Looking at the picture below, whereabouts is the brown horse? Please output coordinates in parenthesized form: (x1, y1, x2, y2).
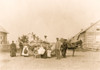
(67, 40, 82, 56)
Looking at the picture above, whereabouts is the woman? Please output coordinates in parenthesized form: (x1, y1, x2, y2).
(22, 42, 29, 57)
(41, 42, 47, 58)
(47, 44, 52, 58)
(10, 41, 17, 57)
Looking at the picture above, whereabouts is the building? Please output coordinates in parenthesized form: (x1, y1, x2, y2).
(70, 20, 100, 49)
(0, 26, 8, 47)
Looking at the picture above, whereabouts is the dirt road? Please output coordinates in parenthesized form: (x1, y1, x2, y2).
(0, 50, 100, 70)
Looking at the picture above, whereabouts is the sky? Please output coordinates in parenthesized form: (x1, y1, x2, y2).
(0, 0, 100, 43)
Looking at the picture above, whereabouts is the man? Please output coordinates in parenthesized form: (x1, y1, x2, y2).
(10, 41, 17, 57)
(55, 38, 62, 59)
(61, 39, 68, 58)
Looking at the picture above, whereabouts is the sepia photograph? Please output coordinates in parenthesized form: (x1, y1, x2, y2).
(0, 0, 100, 70)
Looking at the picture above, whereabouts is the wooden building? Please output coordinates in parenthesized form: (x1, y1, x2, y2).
(70, 20, 100, 49)
(0, 26, 8, 47)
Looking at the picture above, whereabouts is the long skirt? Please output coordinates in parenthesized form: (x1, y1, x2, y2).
(41, 51, 47, 58)
(10, 50, 16, 57)
(47, 50, 51, 58)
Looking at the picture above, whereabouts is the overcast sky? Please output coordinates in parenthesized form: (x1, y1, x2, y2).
(0, 0, 100, 42)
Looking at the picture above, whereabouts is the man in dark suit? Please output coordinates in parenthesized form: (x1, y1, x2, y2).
(61, 39, 68, 58)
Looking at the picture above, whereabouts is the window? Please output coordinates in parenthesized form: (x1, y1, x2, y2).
(96, 26, 100, 31)
(97, 28, 100, 31)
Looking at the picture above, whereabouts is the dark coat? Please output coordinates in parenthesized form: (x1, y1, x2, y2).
(10, 43, 17, 57)
(61, 42, 68, 51)
(19, 42, 23, 49)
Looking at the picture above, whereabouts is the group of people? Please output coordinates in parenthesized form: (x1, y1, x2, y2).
(10, 37, 68, 59)
(10, 41, 29, 57)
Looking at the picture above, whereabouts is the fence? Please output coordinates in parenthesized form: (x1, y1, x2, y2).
(0, 44, 10, 52)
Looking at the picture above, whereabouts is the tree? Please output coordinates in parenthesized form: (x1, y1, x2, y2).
(20, 35, 28, 43)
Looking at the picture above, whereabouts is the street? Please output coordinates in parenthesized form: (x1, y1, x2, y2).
(0, 50, 100, 70)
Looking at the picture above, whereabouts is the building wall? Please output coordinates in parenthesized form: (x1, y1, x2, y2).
(69, 22, 100, 49)
(84, 22, 100, 49)
(84, 32, 95, 48)
(70, 22, 100, 49)
(0, 32, 7, 45)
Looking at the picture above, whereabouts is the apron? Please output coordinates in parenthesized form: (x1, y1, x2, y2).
(22, 46, 29, 56)
(47, 50, 51, 57)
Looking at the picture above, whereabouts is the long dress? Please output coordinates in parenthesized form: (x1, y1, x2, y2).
(47, 50, 51, 58)
(10, 43, 17, 57)
(41, 43, 47, 58)
(47, 45, 51, 58)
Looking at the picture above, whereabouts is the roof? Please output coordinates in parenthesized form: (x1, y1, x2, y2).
(81, 20, 100, 34)
(0, 25, 8, 33)
(69, 31, 82, 41)
(70, 20, 100, 40)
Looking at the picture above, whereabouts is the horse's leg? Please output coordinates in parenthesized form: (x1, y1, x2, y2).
(72, 49, 75, 56)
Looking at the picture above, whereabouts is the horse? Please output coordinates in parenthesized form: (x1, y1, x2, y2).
(67, 40, 82, 56)
(50, 41, 78, 57)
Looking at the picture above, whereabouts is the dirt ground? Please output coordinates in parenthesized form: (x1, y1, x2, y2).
(0, 50, 100, 70)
